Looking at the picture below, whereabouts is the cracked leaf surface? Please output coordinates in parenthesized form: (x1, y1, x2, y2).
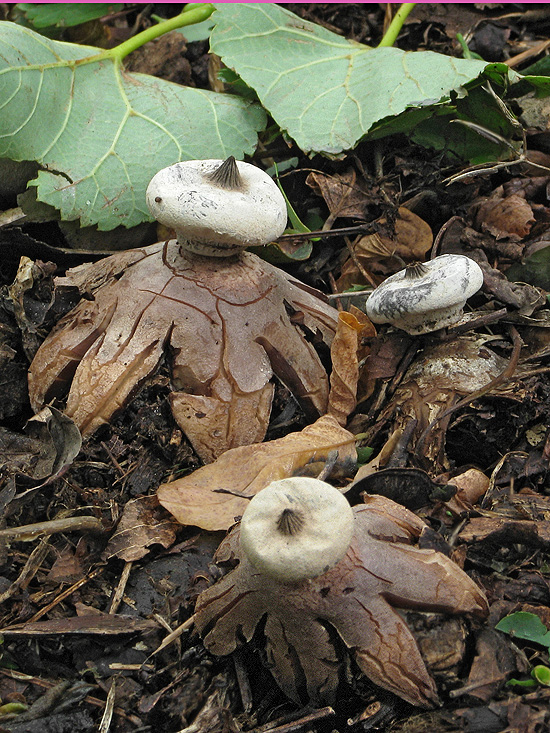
(28, 241, 338, 461)
(194, 494, 488, 706)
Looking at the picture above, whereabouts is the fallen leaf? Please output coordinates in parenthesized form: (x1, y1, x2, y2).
(458, 517, 550, 547)
(471, 253, 545, 315)
(348, 467, 454, 510)
(327, 309, 375, 426)
(105, 496, 180, 562)
(337, 208, 433, 290)
(465, 624, 529, 703)
(475, 189, 535, 240)
(25, 406, 82, 480)
(47, 541, 87, 584)
(0, 406, 81, 482)
(306, 169, 374, 224)
(158, 415, 357, 531)
(441, 468, 490, 517)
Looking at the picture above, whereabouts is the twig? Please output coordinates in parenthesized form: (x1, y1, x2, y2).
(278, 223, 375, 241)
(108, 561, 133, 615)
(0, 516, 104, 541)
(253, 706, 335, 733)
(98, 679, 116, 733)
(345, 236, 379, 288)
(150, 615, 195, 657)
(28, 566, 105, 622)
(0, 538, 51, 604)
(0, 669, 140, 724)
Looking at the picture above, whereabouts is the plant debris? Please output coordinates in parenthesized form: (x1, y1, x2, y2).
(1, 3, 550, 732)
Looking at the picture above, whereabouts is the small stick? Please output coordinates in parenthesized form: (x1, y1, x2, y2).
(150, 615, 195, 657)
(98, 679, 116, 733)
(108, 561, 133, 615)
(28, 566, 104, 622)
(0, 516, 104, 541)
(254, 706, 335, 733)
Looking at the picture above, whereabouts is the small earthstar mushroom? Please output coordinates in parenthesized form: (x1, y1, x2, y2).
(28, 158, 339, 462)
(365, 254, 484, 335)
(194, 477, 489, 707)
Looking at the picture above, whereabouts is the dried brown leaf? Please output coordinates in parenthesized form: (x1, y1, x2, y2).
(337, 208, 433, 289)
(158, 415, 357, 531)
(306, 169, 373, 222)
(0, 406, 81, 482)
(475, 192, 535, 241)
(443, 468, 490, 516)
(327, 309, 375, 426)
(105, 496, 180, 562)
(458, 517, 550, 546)
(47, 540, 87, 584)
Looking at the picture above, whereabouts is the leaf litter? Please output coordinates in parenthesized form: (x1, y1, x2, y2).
(1, 4, 550, 733)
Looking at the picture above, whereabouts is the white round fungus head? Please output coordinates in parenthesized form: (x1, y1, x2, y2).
(239, 477, 355, 584)
(365, 254, 484, 335)
(146, 157, 287, 257)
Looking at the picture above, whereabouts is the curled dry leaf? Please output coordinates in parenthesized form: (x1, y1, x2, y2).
(158, 415, 357, 531)
(327, 308, 375, 426)
(105, 496, 180, 562)
(305, 169, 376, 225)
(0, 405, 81, 482)
(337, 207, 433, 290)
(441, 468, 490, 518)
(28, 241, 337, 462)
(474, 187, 535, 241)
(194, 493, 488, 707)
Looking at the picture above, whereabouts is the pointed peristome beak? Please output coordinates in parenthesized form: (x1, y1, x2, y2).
(207, 156, 244, 191)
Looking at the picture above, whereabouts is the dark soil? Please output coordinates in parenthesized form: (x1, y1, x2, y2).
(2, 4, 550, 733)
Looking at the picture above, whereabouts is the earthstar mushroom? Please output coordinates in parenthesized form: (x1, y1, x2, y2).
(194, 477, 489, 707)
(28, 158, 339, 461)
(366, 254, 484, 334)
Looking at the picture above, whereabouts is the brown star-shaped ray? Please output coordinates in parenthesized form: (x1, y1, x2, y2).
(28, 240, 337, 461)
(194, 494, 488, 707)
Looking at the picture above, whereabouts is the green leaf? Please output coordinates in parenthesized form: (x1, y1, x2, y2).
(175, 18, 216, 43)
(356, 446, 374, 464)
(506, 677, 538, 688)
(532, 665, 550, 686)
(506, 246, 550, 291)
(496, 612, 550, 648)
(16, 3, 123, 29)
(411, 84, 522, 164)
(210, 3, 491, 155)
(0, 21, 266, 230)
